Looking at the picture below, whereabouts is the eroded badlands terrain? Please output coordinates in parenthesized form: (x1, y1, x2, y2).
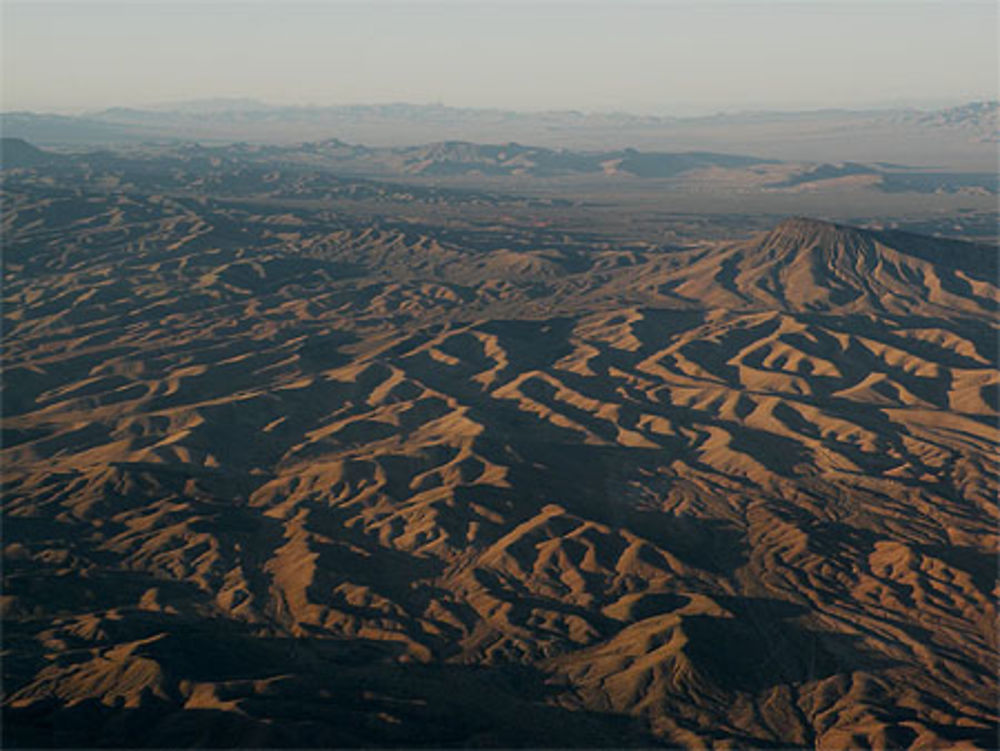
(2, 148, 998, 748)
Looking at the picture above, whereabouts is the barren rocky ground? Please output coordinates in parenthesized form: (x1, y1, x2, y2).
(2, 146, 997, 748)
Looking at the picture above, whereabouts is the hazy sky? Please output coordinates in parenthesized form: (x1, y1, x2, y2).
(3, 1, 997, 114)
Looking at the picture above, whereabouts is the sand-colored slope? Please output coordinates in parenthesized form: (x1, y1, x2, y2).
(664, 217, 999, 316)
(2, 177, 997, 748)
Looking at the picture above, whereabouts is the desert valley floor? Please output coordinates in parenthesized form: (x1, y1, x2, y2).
(1, 142, 998, 748)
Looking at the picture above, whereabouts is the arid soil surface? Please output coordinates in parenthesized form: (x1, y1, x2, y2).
(2, 149, 998, 748)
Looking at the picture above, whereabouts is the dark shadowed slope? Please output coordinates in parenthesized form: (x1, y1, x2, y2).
(0, 138, 60, 169)
(2, 161, 997, 749)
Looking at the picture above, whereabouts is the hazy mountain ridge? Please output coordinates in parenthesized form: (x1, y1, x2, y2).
(3, 100, 996, 169)
(80, 97, 998, 129)
(895, 100, 999, 142)
(3, 136, 995, 203)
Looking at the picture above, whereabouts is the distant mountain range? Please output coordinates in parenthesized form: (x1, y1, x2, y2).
(3, 135, 996, 200)
(78, 97, 999, 128)
(895, 100, 998, 138)
(288, 139, 779, 179)
(1, 101, 996, 170)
